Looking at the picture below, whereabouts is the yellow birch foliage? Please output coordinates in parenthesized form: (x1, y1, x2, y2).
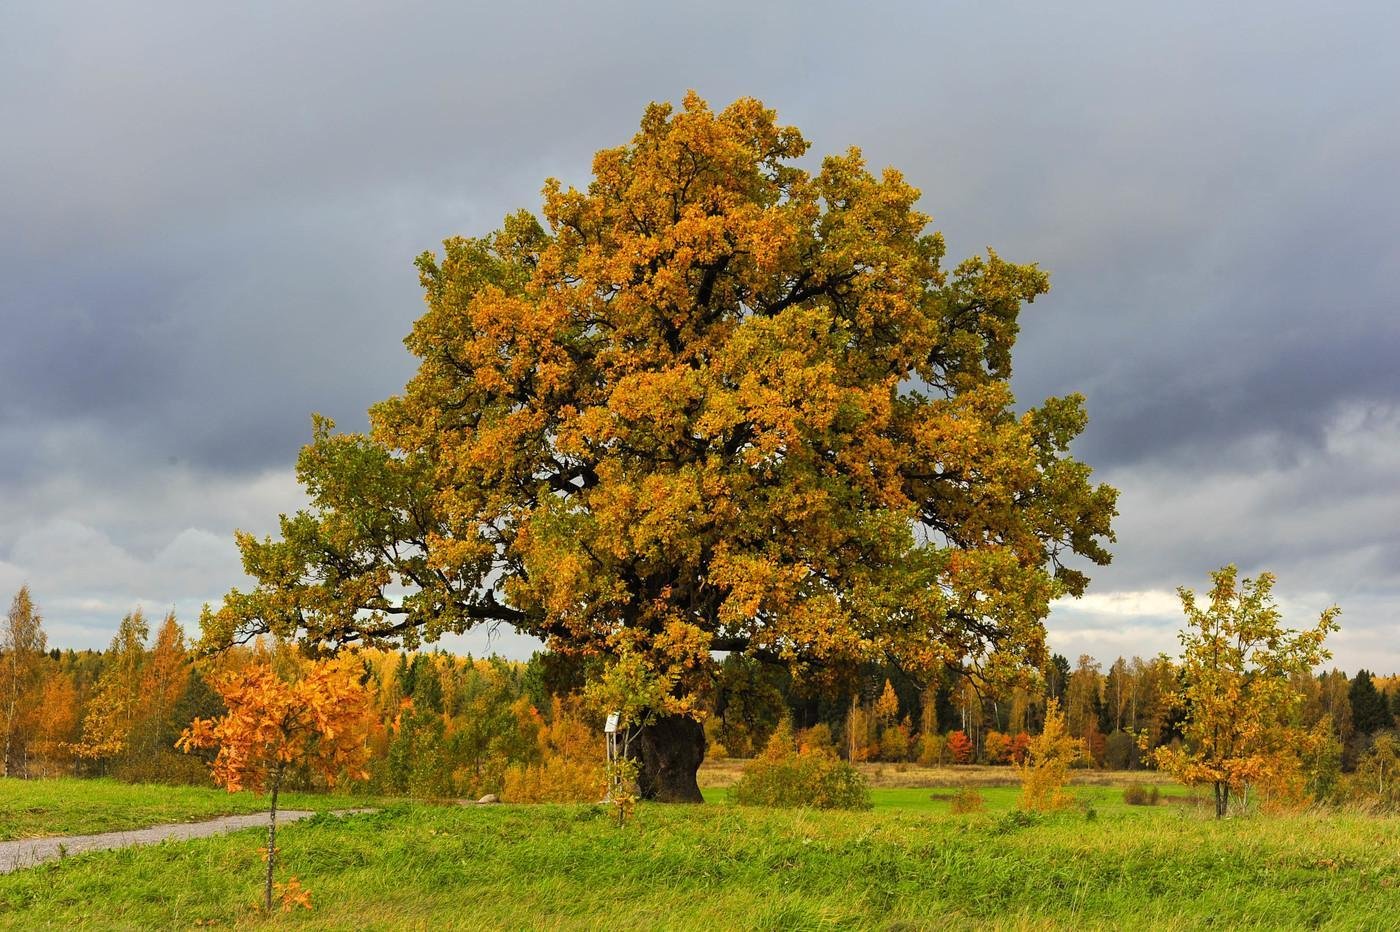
(141, 612, 188, 726)
(72, 609, 149, 760)
(1017, 698, 1080, 811)
(3, 586, 46, 776)
(503, 697, 605, 803)
(32, 672, 79, 775)
(875, 680, 899, 724)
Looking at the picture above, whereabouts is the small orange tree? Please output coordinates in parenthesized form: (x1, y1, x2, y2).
(1152, 566, 1337, 818)
(946, 730, 974, 764)
(179, 657, 372, 911)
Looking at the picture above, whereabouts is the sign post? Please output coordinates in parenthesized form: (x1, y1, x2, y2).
(604, 712, 621, 800)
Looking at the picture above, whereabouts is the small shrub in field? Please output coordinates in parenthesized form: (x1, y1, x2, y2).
(949, 788, 984, 814)
(731, 723, 871, 810)
(992, 809, 1038, 833)
(1123, 783, 1158, 806)
(504, 755, 605, 803)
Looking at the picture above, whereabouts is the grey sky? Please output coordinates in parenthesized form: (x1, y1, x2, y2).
(2, 2, 1396, 670)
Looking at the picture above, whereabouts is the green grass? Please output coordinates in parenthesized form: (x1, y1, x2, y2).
(0, 782, 1395, 929)
(705, 783, 1190, 814)
(0, 778, 380, 841)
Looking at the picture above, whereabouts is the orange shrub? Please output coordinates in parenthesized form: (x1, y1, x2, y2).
(984, 730, 1012, 764)
(947, 730, 974, 764)
(1010, 731, 1031, 764)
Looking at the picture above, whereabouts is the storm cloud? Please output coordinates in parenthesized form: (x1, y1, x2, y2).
(2, 1, 1396, 670)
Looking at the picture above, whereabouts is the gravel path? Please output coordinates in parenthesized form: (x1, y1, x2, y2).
(0, 809, 375, 874)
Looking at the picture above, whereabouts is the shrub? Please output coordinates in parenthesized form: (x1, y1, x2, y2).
(1352, 732, 1399, 810)
(949, 788, 984, 814)
(1105, 730, 1139, 770)
(1302, 724, 1343, 803)
(731, 723, 871, 810)
(798, 723, 835, 755)
(946, 730, 974, 764)
(879, 722, 911, 762)
(1256, 754, 1310, 815)
(1123, 783, 1160, 806)
(1085, 728, 1108, 768)
(504, 755, 605, 803)
(916, 733, 946, 767)
(992, 809, 1038, 833)
(984, 731, 1012, 764)
(502, 698, 605, 803)
(114, 750, 214, 786)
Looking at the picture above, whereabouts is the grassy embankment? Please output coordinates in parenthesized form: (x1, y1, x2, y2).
(0, 778, 381, 841)
(0, 776, 1396, 930)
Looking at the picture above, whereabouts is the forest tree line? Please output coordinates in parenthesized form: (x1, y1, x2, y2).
(3, 585, 1397, 805)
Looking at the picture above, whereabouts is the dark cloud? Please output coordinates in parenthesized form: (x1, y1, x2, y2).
(1, 1, 1397, 668)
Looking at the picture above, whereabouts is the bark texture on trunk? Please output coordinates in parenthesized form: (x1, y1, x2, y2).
(636, 714, 705, 803)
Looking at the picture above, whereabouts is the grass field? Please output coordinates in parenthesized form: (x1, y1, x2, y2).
(702, 783, 1193, 814)
(0, 778, 379, 841)
(0, 778, 1396, 930)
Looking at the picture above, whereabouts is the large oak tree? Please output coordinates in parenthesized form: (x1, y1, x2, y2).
(204, 94, 1117, 800)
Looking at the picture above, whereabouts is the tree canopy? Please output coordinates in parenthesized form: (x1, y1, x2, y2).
(1152, 566, 1339, 818)
(203, 93, 1117, 798)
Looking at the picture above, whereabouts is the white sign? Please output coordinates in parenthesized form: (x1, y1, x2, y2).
(604, 712, 620, 734)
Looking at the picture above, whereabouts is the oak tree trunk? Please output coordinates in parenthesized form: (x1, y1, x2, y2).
(1213, 781, 1228, 819)
(635, 714, 705, 803)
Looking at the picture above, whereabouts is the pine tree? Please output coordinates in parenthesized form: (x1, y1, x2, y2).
(1349, 670, 1394, 735)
